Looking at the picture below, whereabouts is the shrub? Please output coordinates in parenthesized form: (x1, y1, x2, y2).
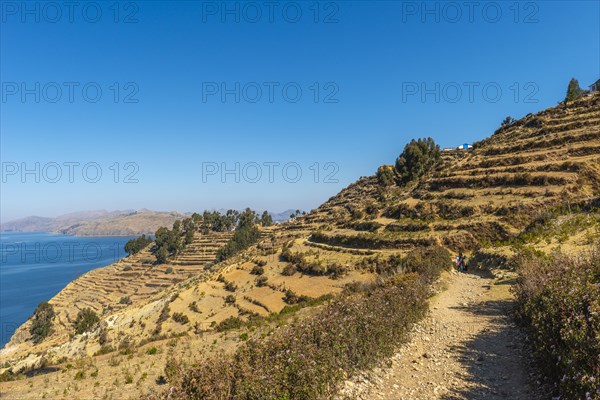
(403, 246, 451, 283)
(513, 248, 599, 399)
(123, 265, 132, 271)
(224, 281, 237, 292)
(255, 275, 268, 287)
(29, 301, 55, 343)
(188, 301, 199, 313)
(251, 265, 265, 275)
(124, 371, 134, 384)
(215, 316, 244, 332)
(119, 296, 131, 305)
(283, 289, 299, 305)
(328, 263, 348, 279)
(147, 347, 158, 355)
(353, 221, 382, 232)
(255, 259, 267, 267)
(165, 267, 174, 274)
(224, 294, 236, 304)
(172, 313, 190, 325)
(281, 264, 296, 276)
(73, 308, 100, 334)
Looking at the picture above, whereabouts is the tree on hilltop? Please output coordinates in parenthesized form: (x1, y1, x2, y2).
(564, 78, 584, 103)
(394, 137, 441, 184)
(376, 165, 396, 187)
(260, 211, 273, 227)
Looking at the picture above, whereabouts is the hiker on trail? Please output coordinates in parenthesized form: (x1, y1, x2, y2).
(461, 256, 469, 272)
(456, 254, 461, 270)
(457, 253, 464, 271)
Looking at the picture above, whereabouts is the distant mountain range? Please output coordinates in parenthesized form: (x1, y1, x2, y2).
(0, 209, 302, 236)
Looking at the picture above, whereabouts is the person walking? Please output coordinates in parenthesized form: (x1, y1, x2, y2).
(457, 253, 464, 272)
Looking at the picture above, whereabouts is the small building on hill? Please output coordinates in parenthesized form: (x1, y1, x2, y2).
(457, 143, 473, 150)
(589, 79, 600, 93)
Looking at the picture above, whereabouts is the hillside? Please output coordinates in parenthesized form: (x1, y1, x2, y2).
(0, 93, 598, 399)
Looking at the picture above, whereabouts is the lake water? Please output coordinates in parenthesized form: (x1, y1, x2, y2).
(0, 232, 133, 348)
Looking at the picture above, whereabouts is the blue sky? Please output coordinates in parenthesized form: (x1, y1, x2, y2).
(1, 1, 599, 221)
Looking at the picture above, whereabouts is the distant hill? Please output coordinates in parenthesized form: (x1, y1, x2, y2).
(270, 209, 305, 222)
(1, 210, 185, 236)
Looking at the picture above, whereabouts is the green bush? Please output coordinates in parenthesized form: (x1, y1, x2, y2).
(283, 289, 299, 305)
(376, 165, 396, 187)
(124, 234, 153, 256)
(224, 281, 237, 292)
(513, 248, 599, 399)
(255, 276, 268, 287)
(281, 264, 296, 276)
(215, 316, 244, 332)
(29, 301, 55, 343)
(172, 312, 190, 325)
(217, 208, 261, 262)
(73, 308, 100, 334)
(564, 77, 584, 103)
(403, 245, 452, 284)
(250, 265, 265, 275)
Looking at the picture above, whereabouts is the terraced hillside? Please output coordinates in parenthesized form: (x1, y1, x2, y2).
(0, 93, 598, 400)
(304, 93, 599, 255)
(1, 231, 232, 362)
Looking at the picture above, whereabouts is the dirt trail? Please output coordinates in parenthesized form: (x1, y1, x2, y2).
(341, 269, 543, 400)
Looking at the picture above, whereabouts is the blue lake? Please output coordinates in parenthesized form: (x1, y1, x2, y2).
(0, 232, 133, 348)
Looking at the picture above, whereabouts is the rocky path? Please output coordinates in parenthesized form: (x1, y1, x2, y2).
(341, 269, 543, 400)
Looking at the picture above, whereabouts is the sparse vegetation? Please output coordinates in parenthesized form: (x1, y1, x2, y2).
(155, 245, 450, 399)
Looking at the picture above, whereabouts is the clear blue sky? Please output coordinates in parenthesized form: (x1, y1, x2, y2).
(1, 1, 598, 221)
